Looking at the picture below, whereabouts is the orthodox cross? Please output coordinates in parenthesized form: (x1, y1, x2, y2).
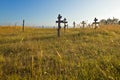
(56, 14, 64, 37)
(94, 17, 98, 29)
(63, 18, 68, 32)
(81, 21, 86, 28)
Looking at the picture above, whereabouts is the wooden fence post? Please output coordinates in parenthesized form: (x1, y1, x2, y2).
(22, 19, 25, 32)
(73, 21, 75, 28)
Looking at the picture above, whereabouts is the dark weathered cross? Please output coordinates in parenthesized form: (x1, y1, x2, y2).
(56, 14, 64, 37)
(94, 17, 98, 29)
(81, 21, 86, 28)
(73, 21, 75, 28)
(22, 19, 25, 32)
(63, 18, 68, 32)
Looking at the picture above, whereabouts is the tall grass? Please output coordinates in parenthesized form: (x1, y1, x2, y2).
(0, 25, 120, 80)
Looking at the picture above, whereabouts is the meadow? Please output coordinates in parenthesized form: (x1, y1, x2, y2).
(0, 25, 120, 80)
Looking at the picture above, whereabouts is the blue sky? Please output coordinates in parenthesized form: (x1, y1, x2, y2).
(0, 0, 120, 26)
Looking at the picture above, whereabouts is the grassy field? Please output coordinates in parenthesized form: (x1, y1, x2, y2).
(0, 25, 120, 80)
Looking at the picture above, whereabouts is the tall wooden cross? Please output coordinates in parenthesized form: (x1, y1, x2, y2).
(56, 14, 64, 37)
(81, 21, 86, 28)
(63, 18, 68, 32)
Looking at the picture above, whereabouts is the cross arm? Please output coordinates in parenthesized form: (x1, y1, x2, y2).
(56, 21, 64, 23)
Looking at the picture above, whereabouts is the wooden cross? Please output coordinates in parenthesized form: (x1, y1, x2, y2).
(81, 21, 86, 28)
(63, 18, 68, 32)
(56, 14, 64, 37)
(73, 21, 75, 28)
(94, 17, 98, 29)
(22, 19, 25, 32)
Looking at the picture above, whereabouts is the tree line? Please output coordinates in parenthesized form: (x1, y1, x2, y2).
(100, 17, 120, 25)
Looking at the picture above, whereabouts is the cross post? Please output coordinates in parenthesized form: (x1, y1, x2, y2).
(73, 21, 75, 28)
(22, 19, 25, 32)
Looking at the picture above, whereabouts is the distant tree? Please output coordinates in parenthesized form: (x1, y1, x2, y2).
(100, 18, 119, 25)
(112, 17, 119, 24)
(100, 19, 107, 25)
(106, 18, 113, 24)
(106, 18, 119, 24)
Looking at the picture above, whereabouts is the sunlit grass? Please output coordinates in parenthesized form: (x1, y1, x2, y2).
(0, 25, 120, 80)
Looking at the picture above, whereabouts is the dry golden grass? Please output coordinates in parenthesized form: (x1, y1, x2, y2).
(0, 25, 120, 80)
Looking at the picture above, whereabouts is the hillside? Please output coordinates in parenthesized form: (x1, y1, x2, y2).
(0, 25, 120, 80)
